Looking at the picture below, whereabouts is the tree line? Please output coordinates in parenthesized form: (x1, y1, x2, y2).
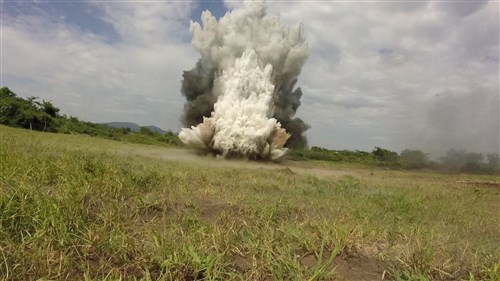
(0, 87, 181, 146)
(289, 146, 499, 175)
(2, 87, 498, 174)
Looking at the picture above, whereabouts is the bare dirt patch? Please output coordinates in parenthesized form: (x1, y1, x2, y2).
(118, 146, 365, 180)
(199, 198, 231, 221)
(456, 180, 500, 188)
(333, 256, 385, 281)
(300, 253, 385, 281)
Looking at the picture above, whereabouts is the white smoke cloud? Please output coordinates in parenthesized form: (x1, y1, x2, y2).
(179, 1, 309, 160)
(265, 1, 499, 155)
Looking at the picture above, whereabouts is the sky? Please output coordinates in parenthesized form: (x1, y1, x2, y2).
(1, 0, 499, 156)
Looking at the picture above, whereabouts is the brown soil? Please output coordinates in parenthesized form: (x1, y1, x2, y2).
(199, 198, 231, 221)
(333, 256, 385, 281)
(456, 180, 500, 188)
(300, 253, 386, 281)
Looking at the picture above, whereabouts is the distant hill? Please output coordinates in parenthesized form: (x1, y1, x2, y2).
(144, 125, 169, 135)
(104, 122, 168, 134)
(104, 122, 141, 132)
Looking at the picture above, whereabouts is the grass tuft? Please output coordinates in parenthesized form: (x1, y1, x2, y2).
(1, 125, 499, 280)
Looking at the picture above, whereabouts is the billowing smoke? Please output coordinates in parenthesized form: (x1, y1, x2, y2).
(179, 1, 309, 160)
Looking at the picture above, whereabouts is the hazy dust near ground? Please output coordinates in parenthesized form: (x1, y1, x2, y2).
(118, 146, 500, 192)
(22, 128, 358, 179)
(121, 146, 364, 179)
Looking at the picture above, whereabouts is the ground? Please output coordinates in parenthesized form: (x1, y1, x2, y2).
(0, 125, 499, 281)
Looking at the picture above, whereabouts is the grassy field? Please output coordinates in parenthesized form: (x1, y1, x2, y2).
(1, 125, 499, 281)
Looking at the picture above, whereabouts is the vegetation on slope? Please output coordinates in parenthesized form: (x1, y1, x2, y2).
(1, 86, 498, 174)
(1, 126, 499, 280)
(289, 146, 500, 175)
(0, 87, 181, 147)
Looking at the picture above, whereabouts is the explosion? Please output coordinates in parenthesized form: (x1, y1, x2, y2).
(179, 1, 309, 160)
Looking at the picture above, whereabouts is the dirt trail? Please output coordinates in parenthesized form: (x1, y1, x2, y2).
(28, 131, 358, 180)
(120, 146, 364, 180)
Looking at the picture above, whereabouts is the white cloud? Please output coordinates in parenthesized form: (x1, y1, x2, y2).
(93, 1, 194, 44)
(266, 0, 499, 154)
(2, 0, 498, 156)
(2, 1, 198, 129)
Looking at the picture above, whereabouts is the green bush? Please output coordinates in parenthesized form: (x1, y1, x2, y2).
(0, 87, 182, 147)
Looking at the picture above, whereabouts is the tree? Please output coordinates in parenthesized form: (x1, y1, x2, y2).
(0, 87, 16, 98)
(461, 152, 483, 173)
(440, 149, 487, 173)
(0, 89, 54, 131)
(486, 153, 499, 171)
(440, 149, 466, 171)
(41, 100, 60, 118)
(17, 101, 52, 131)
(0, 91, 19, 126)
(399, 149, 428, 169)
(464, 152, 484, 164)
(372, 147, 399, 162)
(140, 127, 154, 135)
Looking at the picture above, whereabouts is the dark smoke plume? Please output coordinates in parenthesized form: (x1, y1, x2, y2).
(179, 1, 310, 159)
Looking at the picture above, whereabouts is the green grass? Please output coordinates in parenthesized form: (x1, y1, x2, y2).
(1, 125, 499, 280)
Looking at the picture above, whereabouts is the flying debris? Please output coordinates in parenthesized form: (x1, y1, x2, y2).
(179, 1, 309, 160)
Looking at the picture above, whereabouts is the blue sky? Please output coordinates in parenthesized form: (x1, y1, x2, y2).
(1, 0, 499, 156)
(3, 0, 227, 42)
